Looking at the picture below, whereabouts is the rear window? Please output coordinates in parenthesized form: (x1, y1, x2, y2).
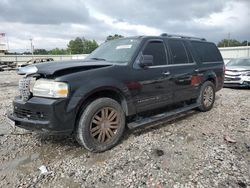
(191, 42, 222, 63)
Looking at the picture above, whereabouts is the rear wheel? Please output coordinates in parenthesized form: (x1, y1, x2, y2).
(197, 81, 215, 112)
(76, 98, 125, 152)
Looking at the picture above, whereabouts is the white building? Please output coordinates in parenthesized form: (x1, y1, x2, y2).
(0, 43, 7, 55)
(219, 46, 250, 63)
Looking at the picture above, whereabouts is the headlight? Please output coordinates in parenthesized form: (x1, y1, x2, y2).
(17, 65, 38, 75)
(242, 72, 250, 76)
(32, 79, 69, 98)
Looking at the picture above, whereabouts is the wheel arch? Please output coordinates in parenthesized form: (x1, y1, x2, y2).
(74, 87, 129, 130)
(203, 71, 217, 87)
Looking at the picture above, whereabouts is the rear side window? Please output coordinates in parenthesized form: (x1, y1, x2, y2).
(168, 40, 192, 64)
(191, 42, 222, 63)
(143, 41, 167, 66)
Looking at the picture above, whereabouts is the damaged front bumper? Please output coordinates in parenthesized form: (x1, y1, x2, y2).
(8, 96, 75, 135)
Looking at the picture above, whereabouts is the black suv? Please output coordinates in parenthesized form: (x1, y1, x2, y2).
(8, 34, 224, 152)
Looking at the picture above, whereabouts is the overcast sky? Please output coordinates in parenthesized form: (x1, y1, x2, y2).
(0, 0, 249, 51)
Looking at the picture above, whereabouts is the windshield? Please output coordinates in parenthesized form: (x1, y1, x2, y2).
(227, 58, 250, 67)
(86, 38, 141, 63)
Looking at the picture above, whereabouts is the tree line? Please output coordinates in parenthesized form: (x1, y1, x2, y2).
(7, 34, 249, 55)
(34, 34, 124, 55)
(217, 39, 249, 47)
(7, 34, 124, 55)
(33, 37, 99, 55)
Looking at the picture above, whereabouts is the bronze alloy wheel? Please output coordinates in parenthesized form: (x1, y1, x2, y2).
(90, 107, 119, 143)
(203, 85, 214, 108)
(76, 98, 125, 152)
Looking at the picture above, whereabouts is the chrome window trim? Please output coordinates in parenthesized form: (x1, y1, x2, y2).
(148, 62, 196, 69)
(202, 61, 223, 64)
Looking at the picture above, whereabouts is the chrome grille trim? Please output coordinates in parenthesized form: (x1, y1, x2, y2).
(19, 77, 32, 101)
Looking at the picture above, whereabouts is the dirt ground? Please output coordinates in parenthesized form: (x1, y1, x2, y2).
(0, 71, 249, 188)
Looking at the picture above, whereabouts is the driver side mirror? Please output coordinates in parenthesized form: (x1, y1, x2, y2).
(139, 55, 153, 68)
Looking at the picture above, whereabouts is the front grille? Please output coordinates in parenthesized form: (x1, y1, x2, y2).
(225, 73, 241, 77)
(224, 77, 241, 81)
(14, 106, 48, 121)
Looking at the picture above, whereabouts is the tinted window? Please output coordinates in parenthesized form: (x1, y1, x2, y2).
(143, 41, 167, 66)
(184, 43, 194, 63)
(191, 42, 222, 62)
(168, 40, 190, 64)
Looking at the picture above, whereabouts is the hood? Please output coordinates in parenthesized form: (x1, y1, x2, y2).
(18, 60, 114, 76)
(226, 66, 250, 72)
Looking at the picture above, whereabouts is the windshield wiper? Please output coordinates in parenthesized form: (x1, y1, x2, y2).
(90, 57, 106, 61)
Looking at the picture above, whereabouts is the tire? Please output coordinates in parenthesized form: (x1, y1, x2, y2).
(76, 98, 125, 152)
(197, 81, 215, 112)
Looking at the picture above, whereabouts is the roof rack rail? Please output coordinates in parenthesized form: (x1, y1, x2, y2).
(160, 33, 206, 41)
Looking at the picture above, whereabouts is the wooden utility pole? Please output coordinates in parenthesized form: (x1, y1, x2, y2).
(227, 33, 230, 47)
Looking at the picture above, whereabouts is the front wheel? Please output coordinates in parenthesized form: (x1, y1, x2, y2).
(197, 81, 215, 112)
(76, 98, 125, 152)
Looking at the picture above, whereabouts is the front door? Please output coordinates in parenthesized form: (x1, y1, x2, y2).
(131, 39, 174, 113)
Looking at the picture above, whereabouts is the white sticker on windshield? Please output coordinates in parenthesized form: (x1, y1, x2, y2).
(116, 44, 132, 49)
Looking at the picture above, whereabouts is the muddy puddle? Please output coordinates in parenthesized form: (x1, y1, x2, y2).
(0, 82, 18, 88)
(0, 135, 111, 178)
(0, 153, 40, 174)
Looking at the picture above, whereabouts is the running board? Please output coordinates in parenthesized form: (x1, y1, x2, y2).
(127, 103, 200, 129)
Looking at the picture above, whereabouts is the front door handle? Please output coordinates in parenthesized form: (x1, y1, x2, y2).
(194, 69, 200, 73)
(162, 71, 170, 76)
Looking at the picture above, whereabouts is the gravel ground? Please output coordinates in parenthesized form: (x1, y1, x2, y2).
(0, 71, 249, 188)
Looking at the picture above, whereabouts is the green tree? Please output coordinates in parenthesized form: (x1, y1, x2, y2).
(48, 48, 68, 55)
(106, 34, 124, 41)
(67, 37, 98, 54)
(68, 37, 84, 54)
(33, 49, 48, 55)
(23, 51, 32, 55)
(82, 39, 98, 54)
(217, 39, 242, 47)
(241, 40, 249, 46)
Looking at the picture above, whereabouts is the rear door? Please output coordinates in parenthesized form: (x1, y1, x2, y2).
(164, 39, 200, 102)
(131, 39, 174, 112)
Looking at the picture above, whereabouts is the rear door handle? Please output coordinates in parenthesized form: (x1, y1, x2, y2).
(162, 71, 170, 76)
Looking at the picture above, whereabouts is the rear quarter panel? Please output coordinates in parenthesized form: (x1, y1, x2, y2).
(187, 40, 225, 91)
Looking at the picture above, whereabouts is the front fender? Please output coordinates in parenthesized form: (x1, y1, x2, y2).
(66, 77, 135, 116)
